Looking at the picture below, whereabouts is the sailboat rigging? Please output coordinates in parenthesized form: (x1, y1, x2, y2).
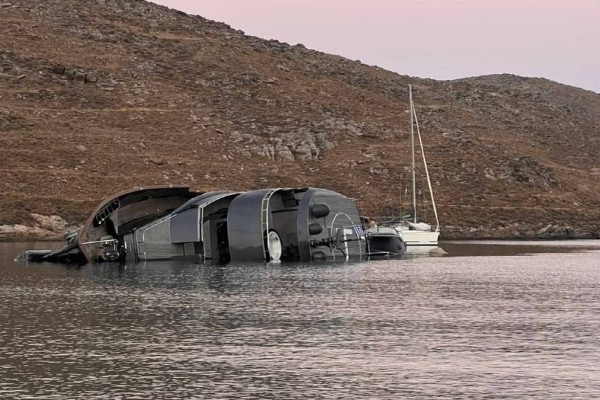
(395, 84, 441, 251)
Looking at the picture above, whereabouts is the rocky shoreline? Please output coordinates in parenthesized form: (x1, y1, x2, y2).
(2, 213, 597, 242)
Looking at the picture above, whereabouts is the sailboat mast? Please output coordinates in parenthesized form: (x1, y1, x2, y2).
(409, 84, 417, 224)
(413, 101, 441, 232)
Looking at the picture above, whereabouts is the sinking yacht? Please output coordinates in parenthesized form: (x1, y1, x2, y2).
(17, 186, 405, 264)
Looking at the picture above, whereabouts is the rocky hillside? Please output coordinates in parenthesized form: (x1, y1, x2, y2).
(1, 0, 600, 240)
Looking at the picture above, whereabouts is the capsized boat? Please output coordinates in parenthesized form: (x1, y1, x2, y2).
(16, 186, 406, 264)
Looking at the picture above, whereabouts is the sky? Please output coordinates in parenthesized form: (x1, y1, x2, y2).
(150, 0, 600, 93)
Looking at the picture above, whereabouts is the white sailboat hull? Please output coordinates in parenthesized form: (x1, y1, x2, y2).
(395, 228, 440, 253)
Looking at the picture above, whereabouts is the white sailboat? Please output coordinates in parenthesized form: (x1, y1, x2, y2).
(395, 84, 440, 252)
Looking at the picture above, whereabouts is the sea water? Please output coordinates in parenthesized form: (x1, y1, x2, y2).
(1, 241, 599, 399)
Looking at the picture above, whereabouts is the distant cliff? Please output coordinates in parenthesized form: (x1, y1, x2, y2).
(1, 0, 599, 240)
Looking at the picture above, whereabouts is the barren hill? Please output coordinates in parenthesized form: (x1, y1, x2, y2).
(1, 0, 600, 240)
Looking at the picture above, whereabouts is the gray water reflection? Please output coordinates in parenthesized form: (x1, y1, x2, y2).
(442, 239, 600, 257)
(1, 242, 600, 399)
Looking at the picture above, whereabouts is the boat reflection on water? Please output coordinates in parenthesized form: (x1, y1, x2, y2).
(85, 257, 396, 295)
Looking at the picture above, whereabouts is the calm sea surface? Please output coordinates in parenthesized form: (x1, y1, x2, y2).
(1, 241, 600, 399)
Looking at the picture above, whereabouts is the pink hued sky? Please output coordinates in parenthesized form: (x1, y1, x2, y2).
(150, 0, 600, 93)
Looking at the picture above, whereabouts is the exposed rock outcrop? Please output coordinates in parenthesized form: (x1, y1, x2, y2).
(0, 214, 71, 241)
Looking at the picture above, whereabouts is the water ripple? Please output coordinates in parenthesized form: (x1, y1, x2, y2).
(1, 243, 600, 398)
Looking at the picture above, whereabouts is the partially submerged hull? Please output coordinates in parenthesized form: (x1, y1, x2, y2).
(17, 186, 405, 264)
